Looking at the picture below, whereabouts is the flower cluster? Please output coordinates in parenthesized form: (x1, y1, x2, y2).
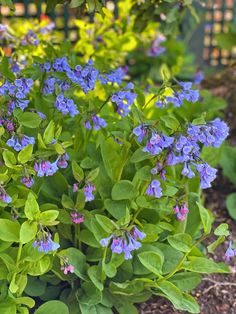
(111, 83, 136, 117)
(155, 82, 199, 108)
(70, 212, 85, 224)
(0, 78, 33, 111)
(21, 30, 39, 46)
(100, 227, 146, 260)
(61, 257, 74, 275)
(173, 203, 189, 221)
(187, 119, 229, 148)
(6, 134, 35, 151)
(33, 233, 60, 253)
(54, 95, 79, 117)
(34, 155, 69, 178)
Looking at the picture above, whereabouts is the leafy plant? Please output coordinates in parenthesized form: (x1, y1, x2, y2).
(0, 4, 231, 314)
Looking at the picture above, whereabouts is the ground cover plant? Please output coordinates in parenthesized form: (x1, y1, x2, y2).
(0, 2, 234, 314)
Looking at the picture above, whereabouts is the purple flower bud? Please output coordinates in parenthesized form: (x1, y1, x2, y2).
(70, 212, 84, 224)
(21, 176, 34, 188)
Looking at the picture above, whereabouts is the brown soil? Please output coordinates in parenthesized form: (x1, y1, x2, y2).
(139, 174, 236, 314)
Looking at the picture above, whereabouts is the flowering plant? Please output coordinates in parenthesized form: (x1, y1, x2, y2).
(0, 15, 231, 314)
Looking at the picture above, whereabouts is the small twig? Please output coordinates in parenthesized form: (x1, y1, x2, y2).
(202, 277, 236, 294)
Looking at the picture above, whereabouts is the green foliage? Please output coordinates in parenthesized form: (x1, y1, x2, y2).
(0, 3, 231, 314)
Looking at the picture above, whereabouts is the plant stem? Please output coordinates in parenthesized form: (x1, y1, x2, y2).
(157, 234, 208, 283)
(16, 242, 23, 266)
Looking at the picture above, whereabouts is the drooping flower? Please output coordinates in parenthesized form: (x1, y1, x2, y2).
(146, 179, 162, 198)
(143, 132, 174, 155)
(57, 153, 69, 169)
(33, 233, 60, 253)
(187, 119, 229, 148)
(84, 183, 96, 202)
(21, 176, 34, 188)
(61, 256, 74, 275)
(6, 135, 35, 152)
(100, 229, 146, 260)
(173, 203, 189, 221)
(133, 124, 148, 142)
(34, 160, 59, 177)
(132, 227, 146, 240)
(196, 163, 217, 189)
(84, 114, 107, 130)
(0, 188, 12, 204)
(225, 241, 236, 262)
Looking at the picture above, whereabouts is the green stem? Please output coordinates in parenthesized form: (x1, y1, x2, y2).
(157, 234, 207, 283)
(142, 94, 158, 110)
(16, 242, 23, 266)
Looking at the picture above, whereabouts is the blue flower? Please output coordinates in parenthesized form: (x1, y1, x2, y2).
(111, 85, 136, 117)
(84, 183, 96, 202)
(54, 95, 79, 117)
(0, 189, 12, 204)
(146, 179, 162, 198)
(33, 234, 60, 253)
(6, 135, 35, 151)
(143, 132, 174, 155)
(225, 241, 236, 262)
(196, 163, 217, 189)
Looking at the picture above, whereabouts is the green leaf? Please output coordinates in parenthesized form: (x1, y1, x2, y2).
(112, 180, 135, 200)
(20, 221, 38, 244)
(72, 160, 84, 181)
(170, 272, 202, 292)
(18, 112, 42, 128)
(214, 223, 230, 236)
(156, 281, 183, 307)
(59, 247, 87, 279)
(3, 150, 16, 168)
(0, 219, 20, 242)
(196, 202, 212, 235)
(69, 0, 85, 8)
(35, 300, 69, 314)
(104, 199, 128, 220)
(88, 265, 103, 291)
(138, 251, 163, 276)
(40, 210, 59, 225)
(43, 120, 55, 144)
(87, 167, 100, 181)
(95, 214, 114, 233)
(161, 115, 179, 130)
(167, 234, 192, 252)
(25, 276, 46, 297)
(179, 293, 200, 314)
(226, 193, 236, 220)
(18, 144, 33, 164)
(130, 148, 150, 163)
(25, 192, 40, 220)
(101, 138, 123, 181)
(183, 257, 229, 273)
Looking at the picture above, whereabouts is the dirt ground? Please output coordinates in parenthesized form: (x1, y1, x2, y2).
(139, 174, 236, 314)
